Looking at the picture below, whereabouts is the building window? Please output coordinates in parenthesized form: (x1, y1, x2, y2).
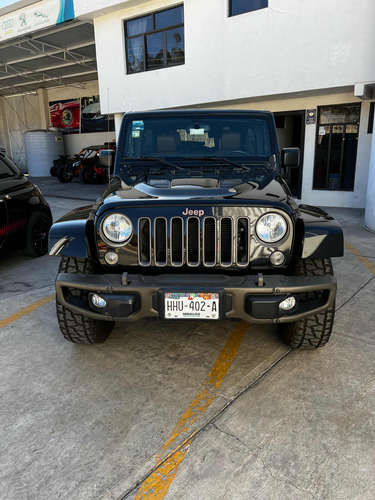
(125, 5, 184, 74)
(313, 104, 361, 191)
(230, 0, 268, 16)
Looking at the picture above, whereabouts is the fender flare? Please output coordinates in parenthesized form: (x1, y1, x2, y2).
(294, 205, 344, 259)
(49, 219, 93, 258)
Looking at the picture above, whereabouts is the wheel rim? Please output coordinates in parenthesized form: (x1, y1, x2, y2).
(31, 216, 50, 254)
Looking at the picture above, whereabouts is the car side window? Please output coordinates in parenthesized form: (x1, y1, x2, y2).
(0, 157, 16, 179)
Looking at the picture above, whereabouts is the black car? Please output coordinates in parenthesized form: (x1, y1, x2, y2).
(0, 151, 52, 257)
(49, 110, 343, 348)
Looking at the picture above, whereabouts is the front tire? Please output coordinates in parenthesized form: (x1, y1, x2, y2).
(278, 258, 335, 349)
(56, 257, 115, 344)
(23, 211, 51, 257)
(57, 166, 72, 183)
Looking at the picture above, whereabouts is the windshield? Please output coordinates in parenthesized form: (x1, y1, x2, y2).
(120, 114, 276, 161)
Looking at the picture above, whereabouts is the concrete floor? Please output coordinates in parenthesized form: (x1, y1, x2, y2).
(0, 176, 374, 500)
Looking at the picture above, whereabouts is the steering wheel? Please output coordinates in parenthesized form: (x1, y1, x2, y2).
(225, 150, 248, 156)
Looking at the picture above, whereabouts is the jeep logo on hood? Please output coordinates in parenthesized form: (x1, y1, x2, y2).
(182, 208, 205, 216)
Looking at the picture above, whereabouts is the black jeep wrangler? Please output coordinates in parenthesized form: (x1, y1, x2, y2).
(49, 110, 343, 348)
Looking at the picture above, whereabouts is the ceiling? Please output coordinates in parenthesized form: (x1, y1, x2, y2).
(0, 19, 98, 97)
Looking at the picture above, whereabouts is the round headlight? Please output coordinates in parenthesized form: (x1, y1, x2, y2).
(102, 213, 133, 244)
(256, 213, 287, 243)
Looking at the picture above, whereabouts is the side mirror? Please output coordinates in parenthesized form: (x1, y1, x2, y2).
(98, 149, 115, 168)
(281, 148, 300, 169)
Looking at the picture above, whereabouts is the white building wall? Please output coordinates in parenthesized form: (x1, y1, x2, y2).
(92, 0, 375, 114)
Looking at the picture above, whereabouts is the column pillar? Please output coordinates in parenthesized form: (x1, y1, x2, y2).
(364, 111, 375, 232)
(38, 88, 50, 129)
(114, 113, 124, 144)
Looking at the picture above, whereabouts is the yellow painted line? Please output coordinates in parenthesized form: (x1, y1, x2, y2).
(0, 293, 55, 329)
(345, 242, 375, 275)
(135, 321, 249, 499)
(135, 440, 192, 500)
(158, 320, 249, 455)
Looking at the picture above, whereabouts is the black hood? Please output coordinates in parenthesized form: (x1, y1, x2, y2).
(97, 170, 295, 216)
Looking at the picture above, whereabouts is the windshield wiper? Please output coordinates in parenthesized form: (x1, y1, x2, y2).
(189, 155, 278, 173)
(184, 156, 244, 168)
(122, 156, 184, 170)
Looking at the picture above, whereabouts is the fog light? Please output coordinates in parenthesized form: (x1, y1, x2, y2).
(91, 294, 106, 308)
(270, 251, 285, 266)
(104, 251, 119, 265)
(279, 296, 296, 311)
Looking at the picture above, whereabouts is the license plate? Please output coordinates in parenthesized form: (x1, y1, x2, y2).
(164, 292, 220, 320)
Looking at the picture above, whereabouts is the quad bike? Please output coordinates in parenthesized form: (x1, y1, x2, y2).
(50, 154, 69, 176)
(56, 153, 82, 183)
(56, 146, 101, 183)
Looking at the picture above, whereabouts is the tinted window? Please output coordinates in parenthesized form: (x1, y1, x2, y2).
(126, 15, 152, 37)
(127, 36, 144, 73)
(146, 32, 164, 70)
(167, 27, 184, 65)
(230, 0, 268, 16)
(0, 157, 16, 179)
(121, 115, 274, 159)
(155, 6, 183, 30)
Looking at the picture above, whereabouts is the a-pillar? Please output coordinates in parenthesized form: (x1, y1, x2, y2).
(364, 111, 375, 231)
(114, 113, 124, 145)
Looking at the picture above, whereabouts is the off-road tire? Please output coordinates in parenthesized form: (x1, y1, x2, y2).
(57, 166, 72, 183)
(278, 258, 335, 349)
(23, 211, 51, 257)
(56, 257, 115, 344)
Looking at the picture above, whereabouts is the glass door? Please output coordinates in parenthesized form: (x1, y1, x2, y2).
(313, 104, 360, 191)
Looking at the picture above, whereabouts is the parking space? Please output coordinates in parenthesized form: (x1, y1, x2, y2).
(0, 179, 374, 500)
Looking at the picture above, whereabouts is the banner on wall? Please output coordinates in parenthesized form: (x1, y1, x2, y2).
(49, 96, 115, 134)
(49, 98, 80, 134)
(0, 0, 74, 42)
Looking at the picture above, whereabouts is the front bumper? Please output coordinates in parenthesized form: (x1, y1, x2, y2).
(55, 272, 337, 324)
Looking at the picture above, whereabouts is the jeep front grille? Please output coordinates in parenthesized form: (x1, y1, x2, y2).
(138, 216, 250, 268)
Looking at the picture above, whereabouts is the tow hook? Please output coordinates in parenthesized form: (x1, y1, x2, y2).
(257, 273, 264, 287)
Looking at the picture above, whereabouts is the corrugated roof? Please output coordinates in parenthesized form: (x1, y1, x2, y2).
(0, 19, 97, 96)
